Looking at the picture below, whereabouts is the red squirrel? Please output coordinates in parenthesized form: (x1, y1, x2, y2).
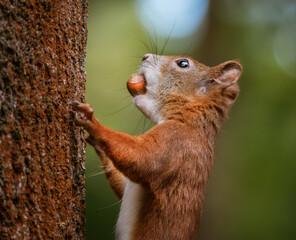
(71, 54, 242, 240)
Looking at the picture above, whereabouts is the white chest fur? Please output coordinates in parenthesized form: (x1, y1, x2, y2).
(116, 179, 144, 240)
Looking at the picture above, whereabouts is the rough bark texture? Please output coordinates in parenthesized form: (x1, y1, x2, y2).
(0, 0, 88, 239)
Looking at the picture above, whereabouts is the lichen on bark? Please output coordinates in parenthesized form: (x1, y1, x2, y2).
(0, 0, 88, 239)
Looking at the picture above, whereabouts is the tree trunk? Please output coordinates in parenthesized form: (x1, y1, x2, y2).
(0, 0, 88, 239)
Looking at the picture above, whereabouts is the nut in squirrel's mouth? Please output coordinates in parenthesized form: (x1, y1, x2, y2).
(127, 73, 146, 97)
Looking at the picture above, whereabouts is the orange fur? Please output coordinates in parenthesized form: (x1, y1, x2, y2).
(71, 54, 242, 240)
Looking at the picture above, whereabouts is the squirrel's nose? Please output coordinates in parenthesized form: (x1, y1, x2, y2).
(142, 54, 149, 62)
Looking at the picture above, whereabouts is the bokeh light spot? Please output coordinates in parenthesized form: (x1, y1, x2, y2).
(136, 0, 209, 38)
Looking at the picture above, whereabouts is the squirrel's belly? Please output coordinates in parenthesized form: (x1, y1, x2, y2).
(116, 179, 144, 240)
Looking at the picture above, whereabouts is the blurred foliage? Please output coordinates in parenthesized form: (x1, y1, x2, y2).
(85, 0, 296, 239)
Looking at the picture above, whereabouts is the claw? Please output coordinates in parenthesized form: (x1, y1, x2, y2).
(69, 100, 80, 106)
(86, 135, 95, 146)
(70, 100, 100, 136)
(69, 100, 82, 112)
(70, 100, 94, 119)
(74, 118, 89, 127)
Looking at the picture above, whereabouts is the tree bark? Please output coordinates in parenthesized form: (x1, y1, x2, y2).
(0, 0, 88, 239)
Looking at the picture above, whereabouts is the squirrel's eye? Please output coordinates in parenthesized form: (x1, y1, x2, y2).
(176, 59, 189, 68)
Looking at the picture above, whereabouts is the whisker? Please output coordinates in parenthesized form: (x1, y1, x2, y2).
(86, 164, 113, 178)
(117, 104, 139, 126)
(139, 39, 153, 53)
(142, 64, 155, 71)
(121, 94, 133, 100)
(126, 54, 145, 59)
(113, 87, 128, 92)
(143, 119, 154, 132)
(132, 114, 145, 134)
(95, 199, 122, 212)
(126, 63, 142, 68)
(105, 102, 133, 116)
(160, 20, 176, 56)
(149, 35, 157, 55)
(184, 35, 196, 56)
(142, 115, 147, 134)
(153, 29, 158, 56)
(86, 170, 108, 178)
(147, 28, 159, 58)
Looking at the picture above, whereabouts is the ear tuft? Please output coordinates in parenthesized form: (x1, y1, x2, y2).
(214, 60, 243, 86)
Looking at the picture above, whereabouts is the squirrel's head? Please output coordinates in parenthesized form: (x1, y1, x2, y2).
(127, 54, 243, 124)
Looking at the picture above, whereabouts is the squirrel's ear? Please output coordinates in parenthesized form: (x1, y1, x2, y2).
(213, 60, 242, 86)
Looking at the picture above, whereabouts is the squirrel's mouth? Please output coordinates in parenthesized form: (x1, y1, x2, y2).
(126, 73, 146, 97)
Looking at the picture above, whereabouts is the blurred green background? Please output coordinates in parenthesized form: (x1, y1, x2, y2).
(85, 0, 296, 239)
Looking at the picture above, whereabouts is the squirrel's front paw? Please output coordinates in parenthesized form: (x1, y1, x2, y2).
(70, 100, 99, 132)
